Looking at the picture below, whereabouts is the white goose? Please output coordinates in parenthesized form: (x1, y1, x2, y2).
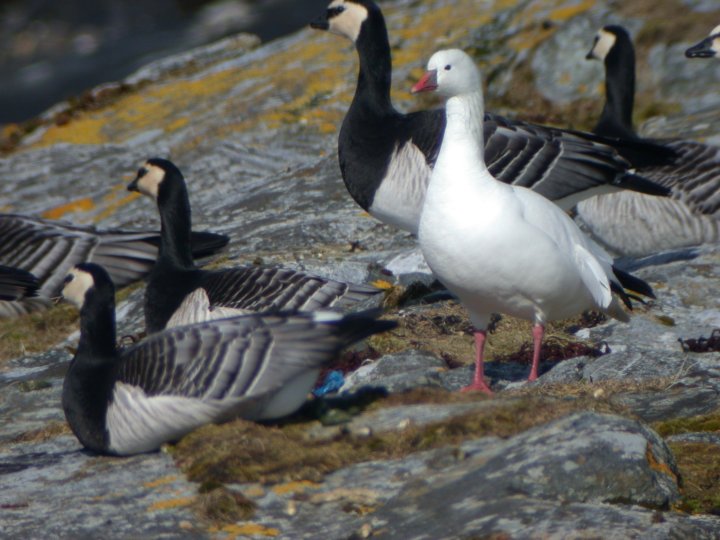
(412, 49, 652, 393)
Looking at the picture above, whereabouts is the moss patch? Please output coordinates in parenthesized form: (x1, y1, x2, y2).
(652, 411, 720, 514)
(196, 486, 257, 524)
(171, 390, 622, 493)
(367, 300, 608, 370)
(670, 442, 720, 515)
(653, 411, 720, 438)
(0, 304, 78, 365)
(6, 421, 71, 445)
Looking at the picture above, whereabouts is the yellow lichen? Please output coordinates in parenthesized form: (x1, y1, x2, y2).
(147, 496, 195, 512)
(41, 198, 95, 220)
(211, 523, 280, 538)
(143, 475, 180, 489)
(271, 480, 321, 495)
(549, 0, 596, 22)
(370, 279, 394, 290)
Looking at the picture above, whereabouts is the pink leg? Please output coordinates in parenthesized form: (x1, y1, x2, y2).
(528, 324, 545, 382)
(461, 330, 493, 394)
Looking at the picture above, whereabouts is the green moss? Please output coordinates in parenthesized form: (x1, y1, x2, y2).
(669, 442, 720, 515)
(0, 304, 78, 364)
(171, 390, 622, 490)
(17, 380, 52, 393)
(196, 486, 257, 524)
(653, 412, 720, 438)
(5, 421, 71, 445)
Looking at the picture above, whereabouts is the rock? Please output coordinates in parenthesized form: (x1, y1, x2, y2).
(339, 350, 448, 394)
(367, 413, 682, 538)
(238, 412, 704, 540)
(0, 0, 719, 536)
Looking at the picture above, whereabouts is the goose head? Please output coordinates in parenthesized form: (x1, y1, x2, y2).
(127, 157, 182, 201)
(685, 24, 720, 58)
(310, 0, 375, 42)
(586, 25, 632, 62)
(411, 49, 481, 98)
(62, 263, 111, 309)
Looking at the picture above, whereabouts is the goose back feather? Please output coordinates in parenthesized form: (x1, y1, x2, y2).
(0, 265, 39, 301)
(0, 213, 228, 317)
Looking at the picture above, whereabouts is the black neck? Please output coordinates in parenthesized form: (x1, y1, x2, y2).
(350, 10, 395, 117)
(157, 181, 196, 270)
(76, 291, 117, 360)
(595, 34, 636, 139)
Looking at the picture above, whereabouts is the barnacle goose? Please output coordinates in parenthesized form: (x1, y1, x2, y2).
(578, 25, 720, 256)
(127, 158, 381, 333)
(61, 262, 395, 455)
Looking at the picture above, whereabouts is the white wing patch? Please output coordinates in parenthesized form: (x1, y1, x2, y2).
(371, 141, 431, 234)
(573, 244, 612, 310)
(166, 288, 251, 328)
(106, 382, 240, 455)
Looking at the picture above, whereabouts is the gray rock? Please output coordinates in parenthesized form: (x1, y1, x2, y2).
(667, 432, 720, 445)
(364, 412, 687, 539)
(339, 349, 447, 394)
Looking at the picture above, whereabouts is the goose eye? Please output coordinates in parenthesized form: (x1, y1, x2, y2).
(137, 167, 148, 178)
(328, 5, 345, 18)
(63, 274, 74, 285)
(444, 64, 452, 71)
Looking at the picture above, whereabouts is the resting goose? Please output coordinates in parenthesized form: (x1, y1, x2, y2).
(0, 213, 228, 318)
(412, 49, 653, 393)
(0, 266, 39, 301)
(577, 25, 720, 256)
(61, 262, 394, 455)
(685, 24, 720, 58)
(128, 158, 381, 333)
(310, 0, 671, 235)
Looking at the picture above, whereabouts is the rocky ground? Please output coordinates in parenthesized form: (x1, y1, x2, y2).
(0, 0, 719, 538)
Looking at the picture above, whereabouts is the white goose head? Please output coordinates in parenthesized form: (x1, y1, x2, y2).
(686, 24, 720, 59)
(411, 49, 481, 98)
(310, 0, 370, 42)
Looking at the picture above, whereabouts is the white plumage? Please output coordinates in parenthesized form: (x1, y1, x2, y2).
(412, 49, 644, 393)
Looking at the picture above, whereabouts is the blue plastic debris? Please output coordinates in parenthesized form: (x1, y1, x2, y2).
(312, 370, 345, 397)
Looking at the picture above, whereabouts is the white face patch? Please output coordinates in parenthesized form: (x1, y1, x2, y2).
(134, 162, 166, 200)
(62, 268, 95, 308)
(710, 24, 720, 37)
(327, 0, 368, 42)
(590, 28, 617, 61)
